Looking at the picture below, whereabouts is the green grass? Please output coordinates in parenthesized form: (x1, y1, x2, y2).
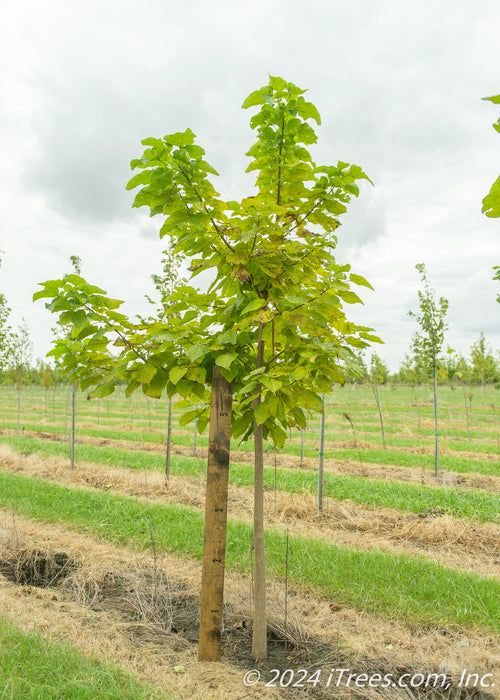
(331, 447, 500, 476)
(0, 469, 498, 634)
(2, 436, 499, 523)
(0, 615, 163, 699)
(3, 416, 500, 481)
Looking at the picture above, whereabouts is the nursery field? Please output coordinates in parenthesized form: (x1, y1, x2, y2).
(0, 382, 498, 699)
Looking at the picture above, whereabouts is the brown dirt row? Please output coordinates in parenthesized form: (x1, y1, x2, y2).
(0, 446, 498, 580)
(6, 427, 500, 493)
(0, 513, 498, 699)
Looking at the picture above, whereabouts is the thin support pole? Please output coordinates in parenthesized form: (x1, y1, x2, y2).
(70, 382, 76, 470)
(433, 365, 439, 480)
(318, 393, 325, 514)
(165, 396, 173, 485)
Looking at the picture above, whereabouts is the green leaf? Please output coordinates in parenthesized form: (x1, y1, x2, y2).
(164, 128, 196, 146)
(338, 290, 364, 304)
(90, 383, 115, 399)
(186, 366, 206, 384)
(146, 369, 168, 399)
(254, 401, 270, 425)
(298, 98, 322, 125)
(197, 413, 210, 434)
(292, 365, 308, 380)
(125, 170, 152, 191)
(268, 75, 286, 91)
(33, 281, 63, 302)
(187, 344, 210, 363)
(198, 160, 219, 176)
(269, 423, 287, 448)
(482, 94, 500, 104)
(135, 363, 157, 384)
(241, 298, 266, 315)
(169, 366, 188, 385)
(349, 273, 374, 290)
(176, 378, 195, 398)
(296, 388, 324, 412)
(184, 144, 205, 157)
(260, 375, 283, 392)
(242, 90, 266, 109)
(215, 352, 237, 370)
(482, 174, 500, 218)
(179, 408, 204, 426)
(287, 295, 308, 306)
(125, 382, 140, 398)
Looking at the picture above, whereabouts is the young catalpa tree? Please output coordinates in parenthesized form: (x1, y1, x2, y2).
(409, 263, 448, 479)
(34, 76, 380, 661)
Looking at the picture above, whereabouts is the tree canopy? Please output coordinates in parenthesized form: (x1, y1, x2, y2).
(34, 76, 381, 447)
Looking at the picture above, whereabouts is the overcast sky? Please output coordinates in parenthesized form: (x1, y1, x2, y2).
(1, 0, 499, 371)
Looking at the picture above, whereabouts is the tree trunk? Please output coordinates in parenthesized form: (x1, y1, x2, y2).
(252, 335, 267, 661)
(198, 366, 233, 661)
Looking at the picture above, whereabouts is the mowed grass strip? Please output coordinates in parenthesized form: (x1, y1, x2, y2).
(330, 448, 499, 475)
(0, 470, 498, 633)
(2, 436, 499, 524)
(4, 414, 500, 460)
(3, 416, 500, 476)
(0, 615, 163, 700)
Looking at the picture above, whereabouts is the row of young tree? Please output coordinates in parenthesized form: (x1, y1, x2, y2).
(2, 320, 497, 393)
(357, 333, 500, 388)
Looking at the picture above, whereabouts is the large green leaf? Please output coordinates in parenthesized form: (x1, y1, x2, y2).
(135, 363, 157, 384)
(482, 175, 500, 218)
(295, 388, 324, 413)
(164, 128, 196, 146)
(482, 94, 500, 105)
(242, 90, 267, 109)
(169, 366, 187, 384)
(349, 273, 374, 290)
(215, 352, 237, 370)
(179, 408, 204, 426)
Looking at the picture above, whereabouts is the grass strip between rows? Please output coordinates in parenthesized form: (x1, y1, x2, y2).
(2, 436, 499, 524)
(0, 469, 498, 634)
(2, 414, 500, 456)
(3, 417, 499, 473)
(0, 615, 163, 699)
